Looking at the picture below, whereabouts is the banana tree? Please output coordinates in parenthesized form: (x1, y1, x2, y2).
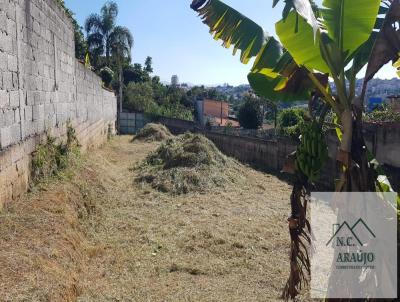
(191, 0, 399, 299)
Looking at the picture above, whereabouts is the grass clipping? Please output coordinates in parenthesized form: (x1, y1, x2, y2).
(134, 123, 173, 142)
(136, 133, 241, 194)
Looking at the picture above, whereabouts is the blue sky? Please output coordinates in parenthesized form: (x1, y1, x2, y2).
(65, 0, 398, 86)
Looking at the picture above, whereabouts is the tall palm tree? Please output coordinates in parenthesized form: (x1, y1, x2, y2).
(85, 1, 133, 133)
(85, 1, 133, 67)
(110, 26, 134, 129)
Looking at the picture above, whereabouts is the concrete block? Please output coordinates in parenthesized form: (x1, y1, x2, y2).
(25, 90, 34, 105)
(0, 126, 11, 148)
(44, 115, 56, 129)
(33, 91, 42, 105)
(32, 104, 44, 121)
(23, 137, 37, 154)
(0, 51, 7, 71)
(0, 90, 8, 108)
(0, 33, 13, 53)
(35, 76, 42, 91)
(24, 121, 36, 136)
(35, 119, 44, 133)
(0, 11, 7, 31)
(2, 71, 13, 90)
(4, 109, 14, 125)
(7, 54, 17, 72)
(33, 20, 40, 35)
(12, 172, 28, 199)
(24, 106, 32, 122)
(5, 3, 16, 21)
(9, 90, 19, 107)
(13, 108, 20, 123)
(0, 148, 12, 172)
(10, 123, 21, 145)
(44, 103, 54, 117)
(10, 142, 23, 163)
(7, 18, 17, 38)
(15, 157, 28, 177)
(12, 72, 18, 89)
(0, 178, 12, 210)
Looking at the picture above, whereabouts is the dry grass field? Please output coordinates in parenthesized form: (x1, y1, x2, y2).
(0, 136, 311, 301)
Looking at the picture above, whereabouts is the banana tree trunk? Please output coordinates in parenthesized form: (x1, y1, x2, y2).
(325, 107, 379, 302)
(283, 177, 311, 300)
(337, 106, 377, 193)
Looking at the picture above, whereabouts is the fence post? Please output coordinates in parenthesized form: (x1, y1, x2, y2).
(134, 112, 137, 133)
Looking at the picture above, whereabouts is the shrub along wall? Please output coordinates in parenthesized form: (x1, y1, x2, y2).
(0, 0, 117, 209)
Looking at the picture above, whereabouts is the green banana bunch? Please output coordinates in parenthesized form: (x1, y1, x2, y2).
(295, 121, 328, 182)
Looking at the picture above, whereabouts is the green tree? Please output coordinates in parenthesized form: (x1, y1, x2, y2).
(237, 95, 263, 129)
(144, 56, 153, 74)
(123, 64, 150, 84)
(124, 82, 155, 112)
(85, 1, 133, 68)
(186, 86, 208, 101)
(151, 76, 168, 104)
(278, 108, 306, 138)
(74, 23, 87, 61)
(146, 102, 194, 121)
(263, 99, 278, 128)
(165, 86, 188, 107)
(99, 67, 114, 88)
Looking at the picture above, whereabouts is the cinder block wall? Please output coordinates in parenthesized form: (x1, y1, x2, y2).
(0, 0, 117, 208)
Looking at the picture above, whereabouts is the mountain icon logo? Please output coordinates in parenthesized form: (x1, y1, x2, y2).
(326, 218, 376, 246)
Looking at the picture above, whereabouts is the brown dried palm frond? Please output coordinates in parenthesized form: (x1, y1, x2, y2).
(282, 180, 312, 301)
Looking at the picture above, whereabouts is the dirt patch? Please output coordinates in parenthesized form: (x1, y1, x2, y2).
(136, 133, 243, 194)
(0, 136, 313, 301)
(133, 123, 173, 142)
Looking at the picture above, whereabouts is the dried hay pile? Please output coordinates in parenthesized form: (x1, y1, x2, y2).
(136, 133, 241, 194)
(134, 123, 173, 142)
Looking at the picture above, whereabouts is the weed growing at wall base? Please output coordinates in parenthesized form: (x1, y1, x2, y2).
(31, 123, 80, 183)
(107, 123, 114, 141)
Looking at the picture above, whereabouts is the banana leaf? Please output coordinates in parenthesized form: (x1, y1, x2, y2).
(363, 0, 400, 83)
(276, 12, 330, 73)
(321, 0, 381, 59)
(191, 0, 327, 102)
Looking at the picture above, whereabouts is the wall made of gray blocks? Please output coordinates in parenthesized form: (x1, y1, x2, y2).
(0, 0, 117, 150)
(0, 0, 117, 207)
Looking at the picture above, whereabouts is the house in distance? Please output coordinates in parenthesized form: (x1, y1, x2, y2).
(196, 99, 239, 127)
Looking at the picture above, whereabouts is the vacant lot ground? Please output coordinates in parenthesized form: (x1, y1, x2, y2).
(0, 136, 310, 301)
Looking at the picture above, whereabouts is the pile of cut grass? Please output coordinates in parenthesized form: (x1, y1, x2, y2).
(136, 133, 241, 194)
(134, 123, 173, 142)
